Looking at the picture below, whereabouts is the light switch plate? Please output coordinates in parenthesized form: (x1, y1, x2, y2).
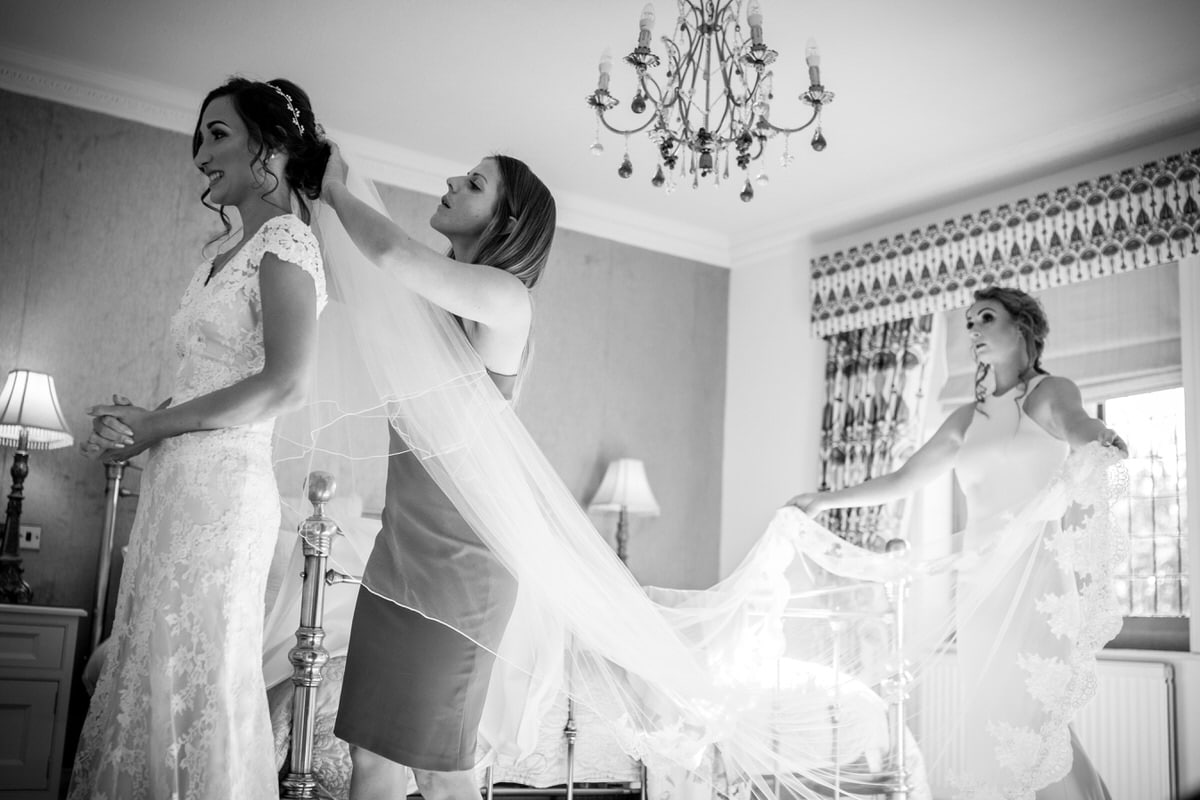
(18, 525, 41, 551)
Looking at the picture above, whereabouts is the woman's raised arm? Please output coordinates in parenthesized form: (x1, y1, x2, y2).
(788, 402, 976, 514)
(321, 144, 529, 336)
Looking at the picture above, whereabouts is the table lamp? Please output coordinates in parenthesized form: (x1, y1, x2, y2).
(0, 369, 74, 603)
(587, 458, 660, 564)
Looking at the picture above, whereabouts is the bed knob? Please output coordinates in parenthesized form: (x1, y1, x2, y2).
(305, 471, 337, 505)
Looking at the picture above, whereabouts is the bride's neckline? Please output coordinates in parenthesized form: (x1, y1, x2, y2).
(991, 372, 1041, 398)
(205, 213, 293, 284)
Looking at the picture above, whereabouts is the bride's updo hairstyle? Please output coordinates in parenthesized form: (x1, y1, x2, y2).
(192, 76, 331, 232)
(971, 285, 1051, 406)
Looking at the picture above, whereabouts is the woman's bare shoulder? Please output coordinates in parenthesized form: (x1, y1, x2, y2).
(937, 402, 978, 443)
(1027, 374, 1082, 409)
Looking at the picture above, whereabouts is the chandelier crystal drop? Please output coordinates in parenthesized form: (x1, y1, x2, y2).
(586, 0, 834, 201)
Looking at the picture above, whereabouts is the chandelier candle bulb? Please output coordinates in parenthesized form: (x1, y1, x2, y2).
(806, 38, 821, 86)
(598, 48, 613, 91)
(639, 4, 655, 48)
(747, 0, 764, 46)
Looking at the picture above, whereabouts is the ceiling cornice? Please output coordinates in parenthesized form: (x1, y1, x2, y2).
(12, 43, 1193, 273)
(0, 44, 197, 131)
(0, 44, 732, 269)
(733, 85, 1200, 259)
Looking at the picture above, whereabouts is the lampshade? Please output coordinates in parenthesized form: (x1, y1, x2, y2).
(588, 458, 660, 517)
(0, 369, 74, 450)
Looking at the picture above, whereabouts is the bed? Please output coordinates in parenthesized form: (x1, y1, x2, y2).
(263, 478, 931, 800)
(84, 461, 929, 798)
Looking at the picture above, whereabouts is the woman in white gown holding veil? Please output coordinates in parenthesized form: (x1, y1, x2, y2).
(790, 286, 1123, 800)
(71, 77, 329, 800)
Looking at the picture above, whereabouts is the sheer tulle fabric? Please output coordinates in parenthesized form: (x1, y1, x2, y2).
(778, 442, 1125, 799)
(271, 169, 1125, 799)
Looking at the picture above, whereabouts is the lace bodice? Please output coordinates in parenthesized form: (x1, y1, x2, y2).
(169, 213, 326, 415)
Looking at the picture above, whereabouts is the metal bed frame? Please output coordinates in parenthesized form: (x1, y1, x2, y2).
(278, 473, 645, 800)
(278, 473, 911, 800)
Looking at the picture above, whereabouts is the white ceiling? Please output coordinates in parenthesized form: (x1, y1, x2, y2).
(3, 0, 1199, 266)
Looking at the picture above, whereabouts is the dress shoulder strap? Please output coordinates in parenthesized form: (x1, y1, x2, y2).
(1024, 373, 1051, 396)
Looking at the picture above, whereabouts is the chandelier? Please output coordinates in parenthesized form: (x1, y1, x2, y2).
(586, 0, 834, 201)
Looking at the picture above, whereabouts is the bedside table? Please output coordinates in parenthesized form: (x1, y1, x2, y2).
(0, 605, 86, 799)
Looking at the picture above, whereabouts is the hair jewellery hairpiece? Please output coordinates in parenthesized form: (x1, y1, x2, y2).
(268, 83, 305, 136)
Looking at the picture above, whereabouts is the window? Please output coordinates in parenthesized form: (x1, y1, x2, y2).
(1097, 387, 1189, 649)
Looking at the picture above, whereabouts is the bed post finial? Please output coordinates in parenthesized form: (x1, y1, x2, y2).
(281, 471, 345, 799)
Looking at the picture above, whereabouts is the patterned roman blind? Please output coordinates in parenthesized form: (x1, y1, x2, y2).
(809, 148, 1200, 337)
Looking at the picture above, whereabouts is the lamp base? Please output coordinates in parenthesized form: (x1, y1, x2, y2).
(0, 555, 33, 604)
(615, 509, 629, 565)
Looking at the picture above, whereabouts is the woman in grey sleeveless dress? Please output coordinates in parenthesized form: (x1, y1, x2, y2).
(318, 143, 556, 800)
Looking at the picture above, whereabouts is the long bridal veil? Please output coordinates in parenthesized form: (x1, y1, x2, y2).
(269, 165, 1128, 800)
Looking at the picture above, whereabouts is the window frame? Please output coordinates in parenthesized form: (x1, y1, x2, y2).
(1093, 387, 1190, 650)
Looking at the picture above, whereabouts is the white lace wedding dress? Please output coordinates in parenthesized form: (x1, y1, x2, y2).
(69, 214, 326, 800)
(952, 376, 1115, 800)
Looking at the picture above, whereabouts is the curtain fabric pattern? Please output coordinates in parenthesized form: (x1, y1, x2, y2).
(809, 148, 1200, 337)
(817, 314, 934, 550)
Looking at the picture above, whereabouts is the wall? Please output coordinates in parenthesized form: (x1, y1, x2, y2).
(0, 90, 210, 626)
(518, 229, 729, 589)
(720, 240, 825, 575)
(0, 88, 730, 647)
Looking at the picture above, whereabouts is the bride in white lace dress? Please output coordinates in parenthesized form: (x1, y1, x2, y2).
(69, 78, 329, 800)
(790, 286, 1125, 800)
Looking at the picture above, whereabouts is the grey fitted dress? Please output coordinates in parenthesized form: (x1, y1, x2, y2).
(335, 370, 519, 771)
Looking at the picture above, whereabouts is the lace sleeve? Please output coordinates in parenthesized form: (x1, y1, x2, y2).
(256, 214, 328, 314)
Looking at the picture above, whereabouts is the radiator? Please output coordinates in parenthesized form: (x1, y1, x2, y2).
(914, 654, 1176, 800)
